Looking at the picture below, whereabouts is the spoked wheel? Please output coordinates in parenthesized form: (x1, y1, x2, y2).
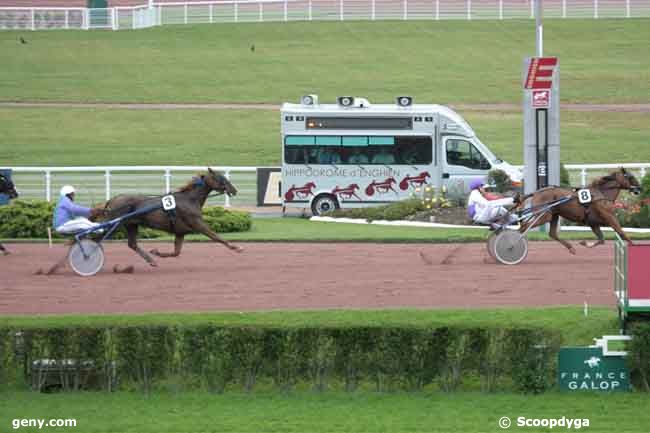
(494, 230, 528, 265)
(487, 232, 498, 258)
(68, 239, 105, 276)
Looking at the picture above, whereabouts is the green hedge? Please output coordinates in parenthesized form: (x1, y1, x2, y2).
(0, 325, 560, 394)
(328, 199, 426, 222)
(628, 321, 650, 392)
(0, 200, 251, 239)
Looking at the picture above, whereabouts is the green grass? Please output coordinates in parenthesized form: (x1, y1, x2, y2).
(1, 390, 649, 433)
(1, 20, 649, 104)
(0, 306, 619, 346)
(2, 108, 649, 166)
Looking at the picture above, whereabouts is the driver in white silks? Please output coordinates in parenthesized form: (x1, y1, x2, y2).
(466, 179, 519, 226)
(53, 185, 101, 234)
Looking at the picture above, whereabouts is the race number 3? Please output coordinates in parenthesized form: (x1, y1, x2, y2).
(162, 195, 176, 211)
(577, 189, 592, 204)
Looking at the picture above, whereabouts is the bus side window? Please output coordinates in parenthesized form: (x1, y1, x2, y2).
(446, 139, 490, 170)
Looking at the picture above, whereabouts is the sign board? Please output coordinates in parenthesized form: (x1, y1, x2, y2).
(558, 347, 630, 392)
(523, 57, 560, 194)
(532, 90, 550, 108)
(257, 168, 282, 206)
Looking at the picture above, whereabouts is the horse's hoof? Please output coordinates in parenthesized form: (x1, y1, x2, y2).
(569, 248, 577, 255)
(149, 249, 159, 256)
(34, 268, 43, 275)
(579, 240, 588, 247)
(113, 265, 134, 274)
(149, 262, 158, 267)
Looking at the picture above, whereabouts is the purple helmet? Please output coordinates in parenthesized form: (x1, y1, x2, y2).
(469, 178, 485, 190)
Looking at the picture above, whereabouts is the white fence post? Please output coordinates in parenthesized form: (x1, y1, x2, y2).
(164, 169, 171, 193)
(284, 0, 288, 22)
(626, 0, 631, 18)
(45, 171, 51, 202)
(594, 0, 598, 19)
(224, 170, 231, 207)
(340, 0, 344, 21)
(258, 2, 262, 22)
(435, 0, 439, 20)
(112, 8, 118, 30)
(371, 0, 375, 20)
(235, 1, 239, 23)
(581, 168, 587, 187)
(30, 8, 35, 30)
(499, 0, 503, 20)
(562, 0, 567, 18)
(210, 3, 214, 23)
(467, 0, 471, 20)
(641, 167, 647, 179)
(530, 0, 534, 19)
(308, 0, 312, 21)
(105, 170, 111, 200)
(403, 0, 407, 20)
(65, 10, 69, 29)
(184, 4, 188, 24)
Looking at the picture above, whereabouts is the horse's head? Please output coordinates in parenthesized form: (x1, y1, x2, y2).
(205, 167, 238, 197)
(613, 168, 641, 195)
(0, 174, 18, 199)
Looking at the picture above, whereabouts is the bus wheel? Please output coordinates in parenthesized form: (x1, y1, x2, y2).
(311, 194, 339, 216)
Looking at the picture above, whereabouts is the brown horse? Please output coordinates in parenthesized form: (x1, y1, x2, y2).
(0, 173, 19, 255)
(516, 168, 641, 254)
(98, 168, 243, 268)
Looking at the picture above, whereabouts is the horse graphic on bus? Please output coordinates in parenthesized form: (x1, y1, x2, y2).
(365, 177, 398, 196)
(332, 184, 362, 201)
(284, 182, 316, 201)
(399, 172, 431, 190)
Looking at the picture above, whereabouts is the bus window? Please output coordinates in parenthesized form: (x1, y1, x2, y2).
(284, 136, 315, 165)
(342, 136, 369, 164)
(446, 139, 490, 170)
(395, 137, 432, 165)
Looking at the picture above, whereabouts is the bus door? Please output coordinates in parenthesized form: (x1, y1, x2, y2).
(442, 136, 492, 196)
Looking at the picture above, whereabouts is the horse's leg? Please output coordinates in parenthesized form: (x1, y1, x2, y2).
(548, 213, 576, 255)
(150, 234, 184, 258)
(189, 219, 243, 253)
(0, 243, 8, 255)
(597, 210, 634, 245)
(126, 224, 158, 267)
(580, 225, 605, 248)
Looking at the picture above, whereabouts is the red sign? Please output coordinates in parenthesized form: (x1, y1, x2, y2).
(524, 57, 558, 89)
(532, 89, 550, 108)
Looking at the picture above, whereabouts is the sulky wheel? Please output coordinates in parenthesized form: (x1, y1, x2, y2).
(494, 230, 528, 265)
(68, 239, 105, 277)
(487, 231, 498, 258)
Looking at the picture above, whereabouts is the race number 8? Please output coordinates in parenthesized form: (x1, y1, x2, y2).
(577, 189, 592, 204)
(162, 195, 176, 211)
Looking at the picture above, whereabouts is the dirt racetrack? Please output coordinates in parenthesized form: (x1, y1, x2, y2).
(0, 242, 616, 315)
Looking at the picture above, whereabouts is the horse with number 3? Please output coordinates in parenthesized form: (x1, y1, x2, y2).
(516, 167, 641, 254)
(97, 168, 243, 268)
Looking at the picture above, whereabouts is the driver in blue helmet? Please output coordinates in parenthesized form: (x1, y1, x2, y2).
(467, 179, 518, 225)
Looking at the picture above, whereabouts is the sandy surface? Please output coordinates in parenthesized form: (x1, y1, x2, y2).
(0, 241, 616, 315)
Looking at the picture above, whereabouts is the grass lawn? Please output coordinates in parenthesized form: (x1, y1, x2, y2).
(2, 108, 649, 166)
(1, 20, 649, 104)
(0, 306, 618, 346)
(1, 390, 649, 433)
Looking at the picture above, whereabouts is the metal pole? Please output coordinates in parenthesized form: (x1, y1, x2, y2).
(235, 1, 238, 22)
(535, 0, 543, 57)
(184, 4, 188, 25)
(164, 169, 171, 194)
(45, 171, 51, 202)
(403, 0, 407, 20)
(435, 0, 439, 20)
(340, 0, 343, 21)
(581, 169, 587, 187)
(224, 171, 231, 207)
(65, 9, 69, 29)
(105, 170, 111, 201)
(284, 0, 288, 21)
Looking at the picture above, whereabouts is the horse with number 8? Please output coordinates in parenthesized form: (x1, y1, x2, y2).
(515, 167, 641, 254)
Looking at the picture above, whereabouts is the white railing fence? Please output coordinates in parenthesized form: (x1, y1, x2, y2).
(2, 166, 257, 208)
(2, 163, 648, 207)
(1, 0, 650, 31)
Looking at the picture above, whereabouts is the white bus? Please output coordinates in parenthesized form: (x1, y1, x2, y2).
(281, 95, 521, 215)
